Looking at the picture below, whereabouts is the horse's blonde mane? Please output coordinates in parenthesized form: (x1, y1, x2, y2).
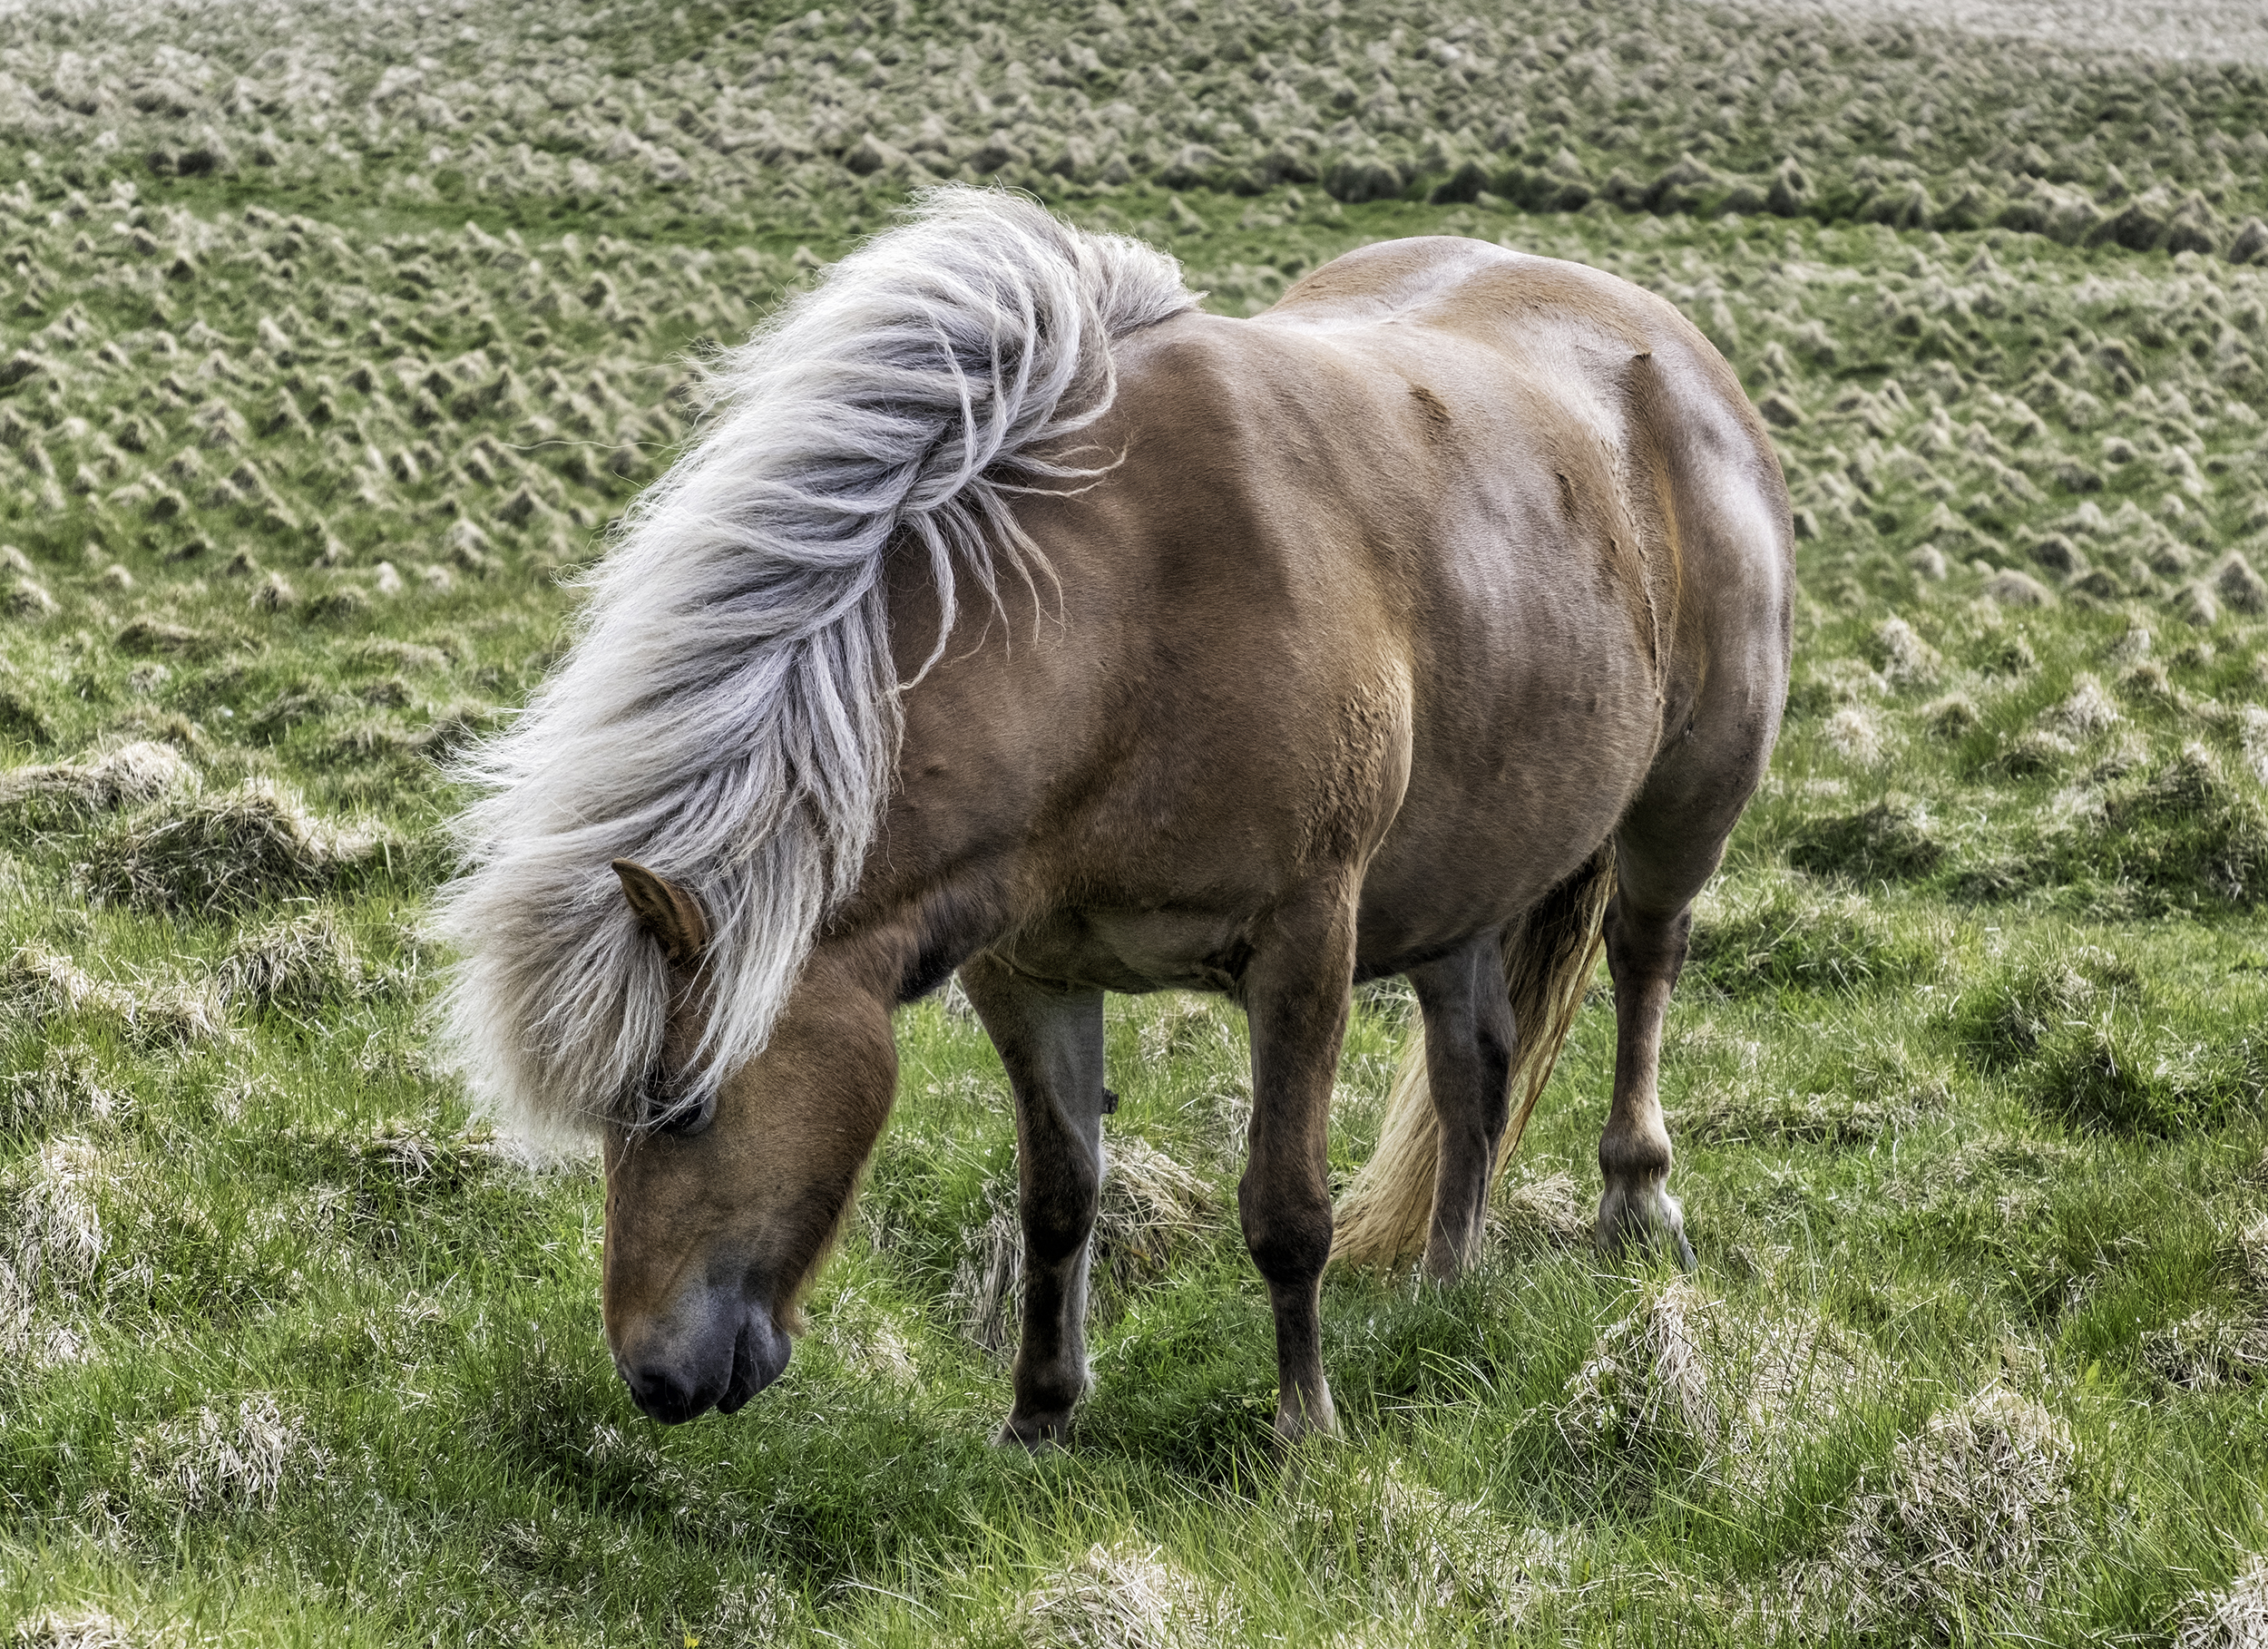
(434, 188, 1195, 1151)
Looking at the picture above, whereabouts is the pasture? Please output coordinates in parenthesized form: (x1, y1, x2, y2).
(3, 0, 2268, 1642)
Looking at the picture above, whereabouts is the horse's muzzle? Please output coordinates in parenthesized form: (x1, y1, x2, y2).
(618, 1302, 790, 1424)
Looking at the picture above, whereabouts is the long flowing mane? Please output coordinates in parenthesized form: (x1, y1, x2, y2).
(435, 189, 1195, 1149)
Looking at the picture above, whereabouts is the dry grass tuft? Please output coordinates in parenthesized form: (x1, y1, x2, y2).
(216, 910, 364, 1012)
(2, 1043, 125, 1131)
(1922, 693, 1980, 738)
(5, 577, 59, 620)
(1677, 1082, 1945, 1148)
(949, 1180, 1022, 1354)
(1871, 617, 1939, 687)
(1138, 995, 1237, 1067)
(1556, 1278, 1719, 1464)
(0, 742, 195, 813)
(2048, 673, 2121, 739)
(1999, 727, 2077, 776)
(2237, 707, 2268, 791)
(1014, 1540, 1232, 1649)
(1717, 1313, 1882, 1499)
(1488, 1168, 1590, 1254)
(354, 1121, 512, 1186)
(2175, 1553, 2268, 1649)
(3, 945, 227, 1048)
(1825, 705, 1885, 765)
(4, 1136, 107, 1289)
(2241, 1213, 2268, 1298)
(10, 1607, 162, 1649)
(1559, 1284, 1880, 1501)
(80, 779, 382, 912)
(1092, 1137, 1216, 1301)
(953, 1137, 1215, 1350)
(812, 1292, 921, 1385)
(1955, 946, 2136, 1069)
(1786, 1384, 2079, 1634)
(2142, 1310, 2268, 1392)
(130, 1393, 314, 1515)
(1984, 569, 2055, 609)
(1, 1136, 107, 1356)
(1296, 1458, 1571, 1625)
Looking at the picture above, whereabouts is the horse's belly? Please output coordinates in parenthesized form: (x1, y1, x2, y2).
(993, 907, 1256, 995)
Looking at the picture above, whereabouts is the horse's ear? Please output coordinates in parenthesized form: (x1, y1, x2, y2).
(611, 859, 709, 966)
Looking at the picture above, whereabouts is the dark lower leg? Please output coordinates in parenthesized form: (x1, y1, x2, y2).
(957, 955, 1110, 1447)
(1407, 933, 1516, 1281)
(1598, 894, 1696, 1270)
(1239, 882, 1358, 1441)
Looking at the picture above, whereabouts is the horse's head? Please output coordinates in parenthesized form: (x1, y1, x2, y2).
(600, 860, 896, 1424)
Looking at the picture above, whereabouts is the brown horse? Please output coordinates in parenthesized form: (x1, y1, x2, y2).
(437, 189, 1791, 1445)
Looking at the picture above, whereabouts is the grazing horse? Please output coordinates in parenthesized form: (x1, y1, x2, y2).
(437, 187, 1792, 1445)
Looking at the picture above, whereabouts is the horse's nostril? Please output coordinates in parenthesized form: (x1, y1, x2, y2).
(623, 1363, 712, 1426)
(718, 1315, 791, 1413)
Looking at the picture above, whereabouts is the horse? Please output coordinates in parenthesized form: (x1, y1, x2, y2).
(435, 186, 1792, 1446)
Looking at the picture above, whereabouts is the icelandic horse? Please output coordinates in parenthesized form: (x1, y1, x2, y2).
(437, 188, 1792, 1445)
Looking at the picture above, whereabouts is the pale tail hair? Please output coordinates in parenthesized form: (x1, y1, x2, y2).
(434, 188, 1196, 1151)
(1331, 848, 1617, 1271)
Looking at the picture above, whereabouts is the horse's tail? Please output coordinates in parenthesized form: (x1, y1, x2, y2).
(1331, 845, 1617, 1272)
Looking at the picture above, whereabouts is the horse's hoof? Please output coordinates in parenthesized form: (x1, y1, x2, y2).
(1595, 1220, 1697, 1271)
(994, 1412, 1073, 1452)
(1270, 1389, 1341, 1449)
(1596, 1180, 1694, 1270)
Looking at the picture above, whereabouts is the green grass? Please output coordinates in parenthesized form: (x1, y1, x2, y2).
(5, 0, 2268, 1643)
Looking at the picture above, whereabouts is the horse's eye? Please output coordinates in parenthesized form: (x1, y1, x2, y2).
(647, 1071, 715, 1137)
(658, 1094, 716, 1137)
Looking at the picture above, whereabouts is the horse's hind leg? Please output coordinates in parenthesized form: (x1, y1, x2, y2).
(1406, 931, 1516, 1280)
(1597, 887, 1698, 1269)
(1599, 738, 1774, 1267)
(956, 953, 1110, 1449)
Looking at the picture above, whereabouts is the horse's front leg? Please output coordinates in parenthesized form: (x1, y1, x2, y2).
(956, 953, 1110, 1449)
(1240, 879, 1359, 1443)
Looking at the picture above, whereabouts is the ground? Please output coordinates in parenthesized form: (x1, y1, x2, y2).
(3, 0, 2268, 1644)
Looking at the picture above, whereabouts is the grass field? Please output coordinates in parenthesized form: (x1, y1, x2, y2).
(5, 0, 2268, 1643)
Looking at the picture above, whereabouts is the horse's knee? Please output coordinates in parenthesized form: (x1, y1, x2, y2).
(1022, 1152, 1100, 1268)
(1237, 1176, 1333, 1284)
